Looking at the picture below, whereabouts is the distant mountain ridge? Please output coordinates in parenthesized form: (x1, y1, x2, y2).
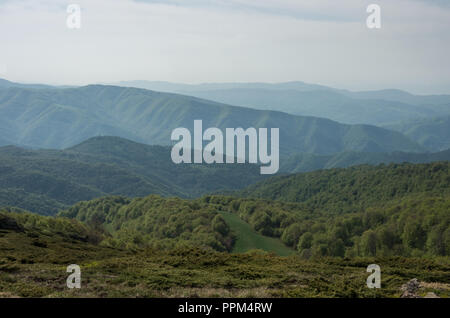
(0, 78, 61, 90)
(0, 85, 425, 155)
(384, 115, 450, 152)
(116, 80, 450, 126)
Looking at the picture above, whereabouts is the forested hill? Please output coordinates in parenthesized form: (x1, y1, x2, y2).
(1, 135, 449, 216)
(0, 161, 448, 261)
(240, 161, 450, 213)
(0, 136, 262, 215)
(280, 148, 450, 173)
(58, 161, 450, 258)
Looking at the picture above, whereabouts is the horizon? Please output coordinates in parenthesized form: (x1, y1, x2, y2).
(0, 0, 449, 94)
(1, 77, 450, 96)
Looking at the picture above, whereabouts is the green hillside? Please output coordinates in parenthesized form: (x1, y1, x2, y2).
(3, 134, 447, 216)
(1, 160, 450, 297)
(56, 160, 450, 259)
(281, 149, 450, 173)
(0, 137, 263, 215)
(219, 212, 294, 256)
(240, 161, 450, 213)
(0, 85, 424, 154)
(1, 209, 448, 298)
(233, 162, 450, 257)
(59, 195, 237, 252)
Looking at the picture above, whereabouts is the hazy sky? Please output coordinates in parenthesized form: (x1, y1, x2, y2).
(0, 0, 449, 94)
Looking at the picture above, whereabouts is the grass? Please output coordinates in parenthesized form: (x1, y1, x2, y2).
(220, 212, 295, 256)
(0, 226, 449, 298)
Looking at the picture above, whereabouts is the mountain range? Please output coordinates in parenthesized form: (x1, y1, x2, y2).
(116, 80, 450, 128)
(384, 115, 450, 152)
(2, 78, 449, 153)
(0, 84, 426, 155)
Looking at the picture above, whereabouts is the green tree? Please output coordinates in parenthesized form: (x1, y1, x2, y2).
(212, 215, 229, 236)
(402, 219, 426, 249)
(281, 223, 303, 247)
(360, 230, 377, 256)
(297, 232, 313, 251)
(329, 238, 345, 257)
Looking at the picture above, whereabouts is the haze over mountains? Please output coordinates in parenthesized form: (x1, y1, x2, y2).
(2, 78, 449, 152)
(384, 115, 450, 152)
(0, 84, 425, 155)
(0, 78, 61, 90)
(116, 80, 450, 128)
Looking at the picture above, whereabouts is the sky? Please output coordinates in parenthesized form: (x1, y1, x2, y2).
(0, 0, 449, 94)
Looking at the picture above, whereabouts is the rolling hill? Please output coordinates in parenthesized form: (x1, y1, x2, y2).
(233, 162, 450, 257)
(239, 161, 450, 213)
(56, 159, 450, 258)
(1, 135, 449, 215)
(219, 211, 294, 255)
(0, 136, 263, 215)
(0, 85, 425, 154)
(385, 116, 450, 152)
(168, 88, 440, 126)
(116, 80, 450, 126)
(280, 148, 450, 173)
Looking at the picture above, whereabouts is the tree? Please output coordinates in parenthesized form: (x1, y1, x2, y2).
(297, 232, 313, 251)
(378, 227, 396, 250)
(402, 219, 426, 249)
(281, 223, 303, 247)
(211, 214, 229, 236)
(329, 238, 345, 257)
(250, 210, 272, 235)
(360, 230, 377, 256)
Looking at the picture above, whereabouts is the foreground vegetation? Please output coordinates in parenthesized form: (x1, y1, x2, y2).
(1, 161, 449, 298)
(56, 193, 449, 258)
(0, 212, 448, 298)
